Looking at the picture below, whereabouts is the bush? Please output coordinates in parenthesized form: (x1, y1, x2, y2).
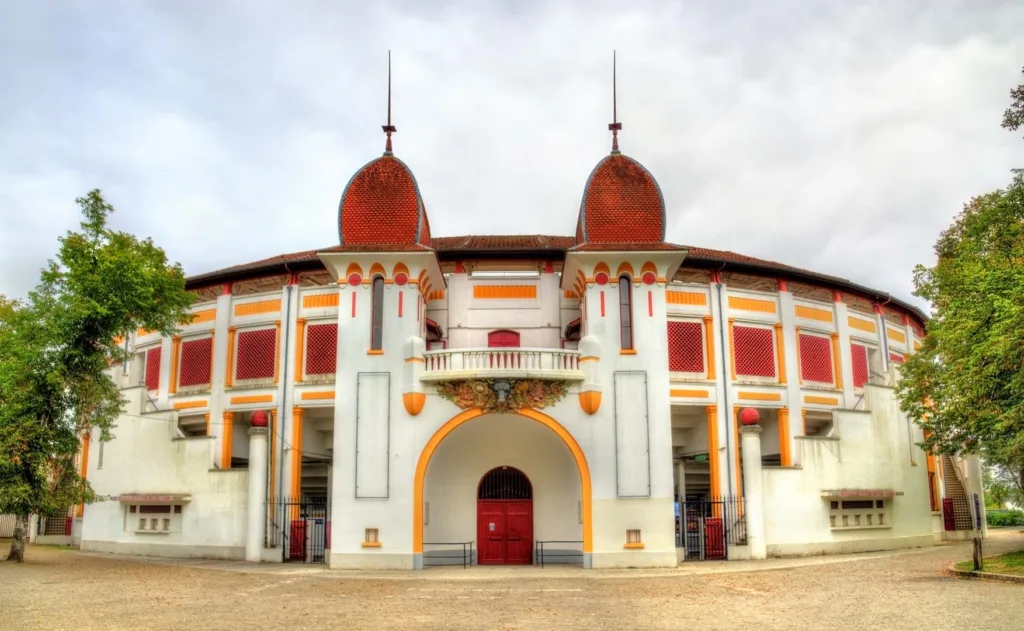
(987, 509, 1024, 527)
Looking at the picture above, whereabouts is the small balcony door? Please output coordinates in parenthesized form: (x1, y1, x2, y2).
(488, 330, 520, 348)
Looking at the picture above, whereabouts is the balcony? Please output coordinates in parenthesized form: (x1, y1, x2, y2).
(421, 348, 584, 382)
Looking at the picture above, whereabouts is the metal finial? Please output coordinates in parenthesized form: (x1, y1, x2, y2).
(608, 50, 622, 154)
(382, 50, 397, 154)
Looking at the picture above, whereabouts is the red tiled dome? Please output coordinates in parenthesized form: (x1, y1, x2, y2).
(338, 155, 431, 247)
(577, 153, 665, 244)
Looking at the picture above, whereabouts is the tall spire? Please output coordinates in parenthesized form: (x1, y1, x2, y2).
(608, 50, 622, 154)
(382, 50, 397, 155)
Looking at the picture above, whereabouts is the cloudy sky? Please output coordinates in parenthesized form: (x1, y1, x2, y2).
(1, 1, 1021, 308)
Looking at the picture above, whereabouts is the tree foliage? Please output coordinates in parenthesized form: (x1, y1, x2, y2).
(895, 171, 1024, 498)
(0, 190, 193, 561)
(1003, 66, 1024, 138)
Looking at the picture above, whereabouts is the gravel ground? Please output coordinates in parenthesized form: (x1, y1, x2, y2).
(2, 531, 1023, 631)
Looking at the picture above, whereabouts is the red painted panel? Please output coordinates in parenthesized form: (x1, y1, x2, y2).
(487, 330, 520, 348)
(505, 501, 534, 565)
(850, 343, 869, 388)
(798, 333, 833, 383)
(179, 337, 213, 387)
(734, 325, 776, 377)
(477, 501, 507, 564)
(667, 321, 704, 373)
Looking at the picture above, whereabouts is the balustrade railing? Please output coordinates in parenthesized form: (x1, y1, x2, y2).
(422, 347, 582, 379)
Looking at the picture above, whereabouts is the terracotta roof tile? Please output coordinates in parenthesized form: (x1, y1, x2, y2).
(578, 154, 665, 244)
(339, 155, 431, 246)
(569, 242, 686, 252)
(432, 235, 576, 251)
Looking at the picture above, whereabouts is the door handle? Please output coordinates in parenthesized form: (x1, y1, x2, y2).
(508, 537, 520, 541)
(489, 536, 502, 541)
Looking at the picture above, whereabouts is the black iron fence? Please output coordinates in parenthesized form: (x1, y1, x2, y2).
(422, 541, 474, 568)
(536, 540, 584, 567)
(266, 496, 330, 564)
(677, 495, 745, 561)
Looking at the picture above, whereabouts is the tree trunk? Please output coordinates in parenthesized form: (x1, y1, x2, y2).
(5, 514, 28, 562)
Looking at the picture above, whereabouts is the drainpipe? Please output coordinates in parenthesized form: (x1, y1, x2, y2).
(273, 278, 295, 545)
(715, 279, 734, 496)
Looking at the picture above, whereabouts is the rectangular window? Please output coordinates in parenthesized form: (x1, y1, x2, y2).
(733, 325, 775, 378)
(626, 529, 642, 544)
(851, 343, 869, 388)
(371, 278, 384, 351)
(798, 333, 834, 384)
(126, 504, 183, 534)
(889, 351, 905, 364)
(619, 278, 633, 350)
(365, 528, 379, 543)
(144, 346, 162, 391)
(305, 322, 338, 375)
(178, 337, 213, 387)
(235, 328, 277, 381)
(667, 321, 704, 373)
(828, 499, 889, 529)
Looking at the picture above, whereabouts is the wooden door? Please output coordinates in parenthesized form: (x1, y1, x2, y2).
(477, 501, 507, 564)
(487, 330, 520, 348)
(504, 501, 534, 564)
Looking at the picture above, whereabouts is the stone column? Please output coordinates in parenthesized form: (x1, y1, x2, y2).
(246, 416, 270, 563)
(739, 408, 767, 560)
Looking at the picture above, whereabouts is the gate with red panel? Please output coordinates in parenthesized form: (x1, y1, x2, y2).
(267, 496, 330, 564)
(477, 467, 533, 565)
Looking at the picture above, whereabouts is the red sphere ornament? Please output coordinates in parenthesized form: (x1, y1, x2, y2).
(250, 410, 269, 428)
(739, 407, 760, 426)
(347, 273, 362, 286)
(594, 271, 609, 286)
(642, 271, 657, 286)
(394, 272, 408, 286)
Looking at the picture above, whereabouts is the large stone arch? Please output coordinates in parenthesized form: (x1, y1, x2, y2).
(412, 408, 593, 566)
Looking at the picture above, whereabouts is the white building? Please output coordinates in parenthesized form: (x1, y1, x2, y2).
(64, 114, 986, 569)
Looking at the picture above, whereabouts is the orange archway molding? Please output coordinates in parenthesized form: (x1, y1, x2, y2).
(412, 407, 593, 554)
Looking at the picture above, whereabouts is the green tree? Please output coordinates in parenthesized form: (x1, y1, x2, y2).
(1003, 66, 1024, 137)
(0, 190, 193, 562)
(895, 170, 1024, 503)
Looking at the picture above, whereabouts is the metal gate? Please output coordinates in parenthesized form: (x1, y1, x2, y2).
(267, 497, 330, 564)
(677, 495, 745, 561)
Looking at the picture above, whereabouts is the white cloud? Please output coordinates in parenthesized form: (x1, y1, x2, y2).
(1, 0, 1021, 309)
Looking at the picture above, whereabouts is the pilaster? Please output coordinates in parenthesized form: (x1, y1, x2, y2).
(209, 286, 232, 467)
(833, 294, 855, 406)
(708, 279, 737, 496)
(777, 287, 801, 463)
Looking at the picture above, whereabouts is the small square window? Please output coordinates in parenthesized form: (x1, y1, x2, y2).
(365, 528, 379, 544)
(626, 529, 642, 544)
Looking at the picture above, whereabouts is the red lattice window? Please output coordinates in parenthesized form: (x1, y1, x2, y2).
(235, 328, 276, 381)
(734, 326, 775, 378)
(851, 343, 869, 388)
(667, 321, 704, 373)
(145, 346, 161, 391)
(305, 323, 338, 376)
(889, 351, 904, 364)
(178, 337, 213, 387)
(798, 333, 833, 384)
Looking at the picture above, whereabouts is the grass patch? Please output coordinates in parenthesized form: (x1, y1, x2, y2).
(956, 550, 1024, 576)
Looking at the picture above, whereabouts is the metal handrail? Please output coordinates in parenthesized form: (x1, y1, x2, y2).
(536, 540, 584, 568)
(422, 541, 474, 568)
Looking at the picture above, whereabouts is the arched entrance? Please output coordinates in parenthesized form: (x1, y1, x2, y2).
(477, 466, 533, 565)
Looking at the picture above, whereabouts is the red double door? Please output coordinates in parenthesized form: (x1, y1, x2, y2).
(477, 500, 533, 564)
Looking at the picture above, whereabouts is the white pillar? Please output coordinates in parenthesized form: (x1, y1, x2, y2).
(740, 424, 767, 560)
(246, 426, 269, 562)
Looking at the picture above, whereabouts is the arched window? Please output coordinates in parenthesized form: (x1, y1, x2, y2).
(371, 276, 384, 351)
(478, 466, 532, 500)
(619, 275, 633, 350)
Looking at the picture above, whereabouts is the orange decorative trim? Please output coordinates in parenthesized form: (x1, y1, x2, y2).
(737, 391, 782, 401)
(368, 262, 387, 280)
(623, 542, 645, 549)
(671, 389, 710, 398)
(830, 332, 842, 389)
(733, 404, 742, 500)
(229, 394, 273, 405)
(666, 291, 707, 306)
(403, 392, 426, 416)
(302, 293, 340, 309)
(273, 321, 282, 384)
(404, 357, 425, 364)
(345, 262, 364, 281)
(168, 336, 182, 395)
(728, 296, 777, 314)
(301, 391, 335, 400)
(619, 349, 637, 355)
(778, 408, 791, 467)
(426, 290, 445, 301)
(361, 541, 383, 548)
(76, 432, 91, 516)
(136, 327, 157, 337)
(887, 328, 907, 343)
(615, 261, 635, 280)
(294, 318, 307, 380)
(205, 412, 211, 436)
(794, 305, 833, 323)
(367, 349, 384, 355)
(706, 405, 720, 499)
(190, 309, 217, 324)
(221, 411, 235, 469)
(234, 299, 282, 317)
(564, 290, 578, 300)
(414, 408, 593, 554)
(578, 356, 599, 363)
(640, 260, 658, 279)
(728, 318, 736, 381)
(173, 399, 208, 410)
(224, 327, 237, 388)
(472, 285, 537, 299)
(393, 262, 410, 279)
(290, 408, 304, 519)
(268, 410, 276, 517)
(578, 390, 602, 415)
(774, 322, 787, 385)
(847, 317, 877, 333)
(804, 395, 840, 406)
(703, 315, 716, 380)
(913, 340, 922, 351)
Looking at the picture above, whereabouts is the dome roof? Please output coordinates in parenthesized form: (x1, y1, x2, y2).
(338, 155, 431, 247)
(576, 153, 665, 245)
